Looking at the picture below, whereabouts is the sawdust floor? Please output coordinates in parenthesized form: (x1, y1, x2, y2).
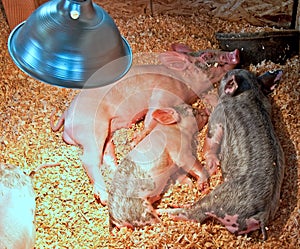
(0, 1, 299, 248)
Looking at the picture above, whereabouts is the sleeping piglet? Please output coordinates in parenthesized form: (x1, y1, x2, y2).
(0, 163, 60, 249)
(50, 46, 239, 205)
(107, 103, 210, 230)
(162, 69, 285, 240)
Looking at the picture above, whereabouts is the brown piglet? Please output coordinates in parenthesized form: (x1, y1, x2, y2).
(107, 103, 210, 230)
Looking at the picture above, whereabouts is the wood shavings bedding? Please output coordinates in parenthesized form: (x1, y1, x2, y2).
(0, 1, 299, 248)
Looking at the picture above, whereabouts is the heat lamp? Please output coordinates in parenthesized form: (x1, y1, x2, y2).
(7, 0, 132, 89)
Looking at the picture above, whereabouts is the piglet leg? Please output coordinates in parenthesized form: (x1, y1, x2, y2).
(80, 128, 110, 205)
(157, 207, 200, 222)
(81, 149, 108, 205)
(203, 123, 223, 175)
(181, 159, 209, 190)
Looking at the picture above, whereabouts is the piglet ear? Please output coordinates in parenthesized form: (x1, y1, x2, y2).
(224, 75, 239, 96)
(171, 43, 194, 53)
(152, 108, 181, 125)
(159, 51, 190, 71)
(257, 69, 283, 95)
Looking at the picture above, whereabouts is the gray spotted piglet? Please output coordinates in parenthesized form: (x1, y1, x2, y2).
(164, 69, 285, 240)
(107, 103, 210, 230)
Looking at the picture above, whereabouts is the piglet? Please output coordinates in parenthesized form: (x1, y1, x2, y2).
(162, 69, 285, 240)
(107, 103, 210, 230)
(0, 163, 60, 249)
(50, 48, 239, 205)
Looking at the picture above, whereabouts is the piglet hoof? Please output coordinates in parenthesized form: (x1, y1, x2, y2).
(93, 184, 108, 206)
(197, 109, 209, 129)
(175, 175, 194, 188)
(147, 195, 162, 205)
(196, 180, 210, 193)
(204, 154, 220, 175)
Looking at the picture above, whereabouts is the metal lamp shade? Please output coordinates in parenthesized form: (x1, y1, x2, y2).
(7, 0, 132, 89)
